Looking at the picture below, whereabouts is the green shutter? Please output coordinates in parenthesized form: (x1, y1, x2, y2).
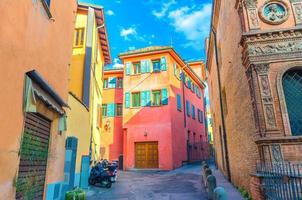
(188, 79, 191, 89)
(177, 94, 182, 111)
(173, 63, 177, 77)
(141, 60, 146, 73)
(107, 103, 115, 117)
(125, 92, 130, 108)
(146, 91, 151, 106)
(161, 88, 168, 105)
(160, 57, 167, 71)
(126, 62, 131, 75)
(146, 60, 151, 73)
(141, 91, 146, 106)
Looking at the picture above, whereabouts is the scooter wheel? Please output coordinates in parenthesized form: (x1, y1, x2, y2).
(106, 182, 112, 188)
(89, 177, 96, 185)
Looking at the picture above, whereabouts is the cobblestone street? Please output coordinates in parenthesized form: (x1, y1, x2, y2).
(86, 164, 208, 200)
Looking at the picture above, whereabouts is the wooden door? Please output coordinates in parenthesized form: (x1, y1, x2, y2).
(16, 113, 51, 200)
(135, 142, 158, 168)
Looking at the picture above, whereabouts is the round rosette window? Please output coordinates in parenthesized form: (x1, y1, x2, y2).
(259, 1, 289, 25)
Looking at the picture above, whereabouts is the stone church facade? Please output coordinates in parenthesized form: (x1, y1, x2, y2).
(207, 0, 302, 193)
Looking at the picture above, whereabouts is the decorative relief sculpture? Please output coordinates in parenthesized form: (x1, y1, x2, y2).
(265, 104, 277, 128)
(260, 75, 271, 96)
(290, 0, 302, 24)
(259, 1, 289, 25)
(271, 144, 283, 162)
(253, 64, 277, 129)
(244, 0, 257, 8)
(248, 41, 302, 56)
(244, 0, 260, 29)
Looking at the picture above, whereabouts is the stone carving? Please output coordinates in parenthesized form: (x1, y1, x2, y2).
(253, 64, 277, 129)
(249, 9, 260, 28)
(254, 63, 270, 74)
(259, 1, 289, 25)
(248, 41, 302, 56)
(290, 0, 302, 24)
(244, 0, 257, 8)
(265, 104, 277, 128)
(271, 144, 283, 162)
(260, 75, 271, 96)
(243, 0, 260, 29)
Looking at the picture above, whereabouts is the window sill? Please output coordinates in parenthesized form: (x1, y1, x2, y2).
(41, 0, 53, 19)
(103, 87, 123, 90)
(73, 45, 84, 49)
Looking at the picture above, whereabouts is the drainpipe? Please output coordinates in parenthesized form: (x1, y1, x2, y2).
(181, 64, 189, 128)
(212, 28, 231, 182)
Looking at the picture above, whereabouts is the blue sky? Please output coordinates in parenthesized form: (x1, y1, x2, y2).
(80, 0, 212, 68)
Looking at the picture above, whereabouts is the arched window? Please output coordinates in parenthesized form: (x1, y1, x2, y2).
(282, 69, 302, 136)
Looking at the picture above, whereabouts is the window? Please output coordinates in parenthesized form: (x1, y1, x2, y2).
(198, 109, 204, 123)
(152, 90, 161, 106)
(177, 94, 182, 111)
(102, 104, 107, 117)
(44, 0, 51, 7)
(133, 62, 141, 74)
(283, 69, 302, 136)
(132, 92, 141, 107)
(186, 101, 190, 117)
(103, 78, 108, 88)
(191, 83, 195, 93)
(73, 28, 85, 47)
(152, 60, 161, 72)
(117, 77, 123, 88)
(116, 104, 123, 116)
(192, 105, 196, 119)
(108, 77, 117, 88)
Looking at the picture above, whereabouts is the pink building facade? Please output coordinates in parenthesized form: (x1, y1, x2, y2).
(119, 46, 207, 170)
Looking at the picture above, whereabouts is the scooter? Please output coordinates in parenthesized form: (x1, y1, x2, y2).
(101, 160, 118, 183)
(88, 162, 114, 188)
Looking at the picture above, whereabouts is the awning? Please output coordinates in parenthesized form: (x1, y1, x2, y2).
(23, 71, 68, 116)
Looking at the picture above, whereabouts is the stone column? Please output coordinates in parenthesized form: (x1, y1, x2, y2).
(254, 64, 278, 131)
(290, 0, 302, 25)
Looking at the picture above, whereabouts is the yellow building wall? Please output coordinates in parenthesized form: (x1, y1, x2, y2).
(69, 11, 88, 99)
(90, 14, 105, 163)
(66, 94, 90, 173)
(67, 7, 106, 168)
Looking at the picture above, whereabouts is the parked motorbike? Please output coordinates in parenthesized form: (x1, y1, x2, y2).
(88, 161, 114, 188)
(100, 160, 118, 183)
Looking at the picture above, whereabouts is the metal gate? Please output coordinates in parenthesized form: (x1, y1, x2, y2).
(257, 162, 302, 200)
(16, 113, 51, 200)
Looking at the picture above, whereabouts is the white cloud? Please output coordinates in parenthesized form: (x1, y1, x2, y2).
(112, 58, 123, 69)
(168, 4, 212, 50)
(120, 27, 137, 40)
(152, 0, 176, 18)
(106, 10, 115, 16)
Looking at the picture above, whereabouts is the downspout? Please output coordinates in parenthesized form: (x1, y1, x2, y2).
(181, 64, 189, 128)
(212, 28, 231, 181)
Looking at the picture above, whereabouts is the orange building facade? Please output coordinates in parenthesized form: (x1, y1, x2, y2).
(100, 68, 124, 162)
(0, 0, 77, 199)
(119, 46, 207, 170)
